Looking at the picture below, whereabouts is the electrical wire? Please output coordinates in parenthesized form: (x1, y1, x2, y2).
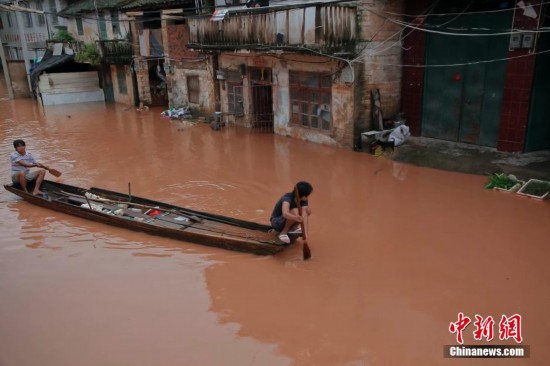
(382, 0, 550, 18)
(362, 47, 550, 68)
(367, 7, 550, 36)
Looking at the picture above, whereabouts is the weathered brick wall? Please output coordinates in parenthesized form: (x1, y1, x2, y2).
(168, 59, 215, 115)
(497, 0, 543, 152)
(357, 0, 405, 130)
(166, 24, 199, 59)
(135, 60, 151, 106)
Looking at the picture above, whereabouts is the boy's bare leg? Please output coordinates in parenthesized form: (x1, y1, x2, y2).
(17, 172, 29, 193)
(32, 170, 46, 195)
(281, 208, 301, 235)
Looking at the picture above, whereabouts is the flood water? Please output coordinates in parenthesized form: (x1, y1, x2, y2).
(1, 84, 549, 365)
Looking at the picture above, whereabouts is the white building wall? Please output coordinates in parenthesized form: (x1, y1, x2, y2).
(0, 0, 69, 61)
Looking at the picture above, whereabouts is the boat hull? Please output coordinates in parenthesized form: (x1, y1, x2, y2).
(4, 181, 292, 255)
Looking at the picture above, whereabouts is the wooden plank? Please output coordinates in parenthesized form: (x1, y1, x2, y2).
(361, 128, 395, 137)
(41, 72, 98, 80)
(40, 79, 99, 87)
(40, 87, 103, 95)
(304, 7, 316, 44)
(288, 8, 304, 44)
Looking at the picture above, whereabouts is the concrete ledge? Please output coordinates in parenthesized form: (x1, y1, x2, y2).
(41, 90, 105, 105)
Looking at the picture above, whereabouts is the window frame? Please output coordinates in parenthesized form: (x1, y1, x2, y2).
(36, 3, 46, 26)
(48, 0, 58, 26)
(76, 18, 84, 36)
(116, 65, 128, 94)
(289, 71, 332, 131)
(111, 11, 120, 36)
(227, 82, 244, 115)
(187, 75, 200, 104)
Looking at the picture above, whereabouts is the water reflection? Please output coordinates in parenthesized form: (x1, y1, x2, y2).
(1, 95, 550, 365)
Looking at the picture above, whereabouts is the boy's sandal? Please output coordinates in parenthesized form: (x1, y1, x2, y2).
(288, 227, 302, 235)
(278, 234, 291, 244)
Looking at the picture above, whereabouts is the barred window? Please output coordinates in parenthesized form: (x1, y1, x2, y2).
(116, 65, 128, 94)
(289, 71, 332, 130)
(187, 76, 200, 104)
(227, 83, 243, 115)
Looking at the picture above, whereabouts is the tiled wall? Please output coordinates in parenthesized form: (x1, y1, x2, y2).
(497, 0, 543, 152)
(400, 0, 429, 136)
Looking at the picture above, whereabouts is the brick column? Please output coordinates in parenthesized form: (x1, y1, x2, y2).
(400, 0, 429, 136)
(497, 0, 543, 152)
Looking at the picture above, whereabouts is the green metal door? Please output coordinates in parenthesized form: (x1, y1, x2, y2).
(525, 31, 550, 151)
(423, 13, 511, 147)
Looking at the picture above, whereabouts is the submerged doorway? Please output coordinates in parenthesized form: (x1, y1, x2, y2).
(249, 67, 273, 132)
(422, 12, 511, 147)
(525, 15, 550, 152)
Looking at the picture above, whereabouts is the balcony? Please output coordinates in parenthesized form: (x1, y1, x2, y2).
(97, 40, 134, 64)
(188, 4, 357, 55)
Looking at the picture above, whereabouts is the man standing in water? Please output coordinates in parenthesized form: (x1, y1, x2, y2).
(11, 139, 46, 195)
(271, 181, 313, 244)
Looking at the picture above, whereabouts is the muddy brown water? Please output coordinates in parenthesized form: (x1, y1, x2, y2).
(1, 88, 549, 365)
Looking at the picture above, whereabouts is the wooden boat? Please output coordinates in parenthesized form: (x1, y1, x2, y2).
(4, 180, 296, 255)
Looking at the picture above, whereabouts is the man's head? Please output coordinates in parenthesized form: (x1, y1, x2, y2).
(13, 139, 26, 154)
(13, 139, 25, 149)
(296, 181, 313, 198)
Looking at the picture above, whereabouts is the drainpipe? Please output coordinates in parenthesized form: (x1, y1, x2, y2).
(15, 5, 33, 96)
(0, 40, 15, 99)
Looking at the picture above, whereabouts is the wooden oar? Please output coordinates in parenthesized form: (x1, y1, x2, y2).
(293, 185, 311, 260)
(38, 163, 61, 177)
(46, 167, 62, 177)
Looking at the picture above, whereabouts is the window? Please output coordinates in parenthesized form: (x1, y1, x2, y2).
(111, 12, 120, 35)
(48, 0, 58, 26)
(76, 18, 84, 36)
(99, 14, 107, 39)
(116, 65, 128, 94)
(289, 71, 332, 130)
(0, 15, 3, 30)
(227, 83, 243, 115)
(24, 12, 34, 28)
(17, 1, 33, 27)
(6, 13, 13, 28)
(76, 18, 83, 36)
(187, 76, 200, 104)
(36, 3, 46, 26)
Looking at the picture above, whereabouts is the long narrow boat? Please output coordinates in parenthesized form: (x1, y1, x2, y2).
(4, 180, 296, 255)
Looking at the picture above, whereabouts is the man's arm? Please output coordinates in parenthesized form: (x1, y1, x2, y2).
(281, 201, 302, 222)
(300, 205, 309, 240)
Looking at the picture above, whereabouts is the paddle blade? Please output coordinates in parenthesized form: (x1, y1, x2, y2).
(48, 168, 62, 177)
(303, 242, 311, 260)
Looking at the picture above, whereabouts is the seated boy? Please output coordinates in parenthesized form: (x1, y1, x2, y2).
(270, 181, 313, 244)
(10, 139, 46, 195)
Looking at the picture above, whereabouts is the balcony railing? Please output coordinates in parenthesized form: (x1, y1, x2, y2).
(188, 4, 356, 54)
(97, 40, 134, 64)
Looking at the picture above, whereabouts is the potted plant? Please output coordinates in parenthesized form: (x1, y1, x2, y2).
(485, 173, 524, 193)
(516, 179, 550, 200)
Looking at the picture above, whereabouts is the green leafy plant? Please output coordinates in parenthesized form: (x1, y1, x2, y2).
(75, 43, 101, 66)
(484, 173, 521, 190)
(51, 28, 76, 43)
